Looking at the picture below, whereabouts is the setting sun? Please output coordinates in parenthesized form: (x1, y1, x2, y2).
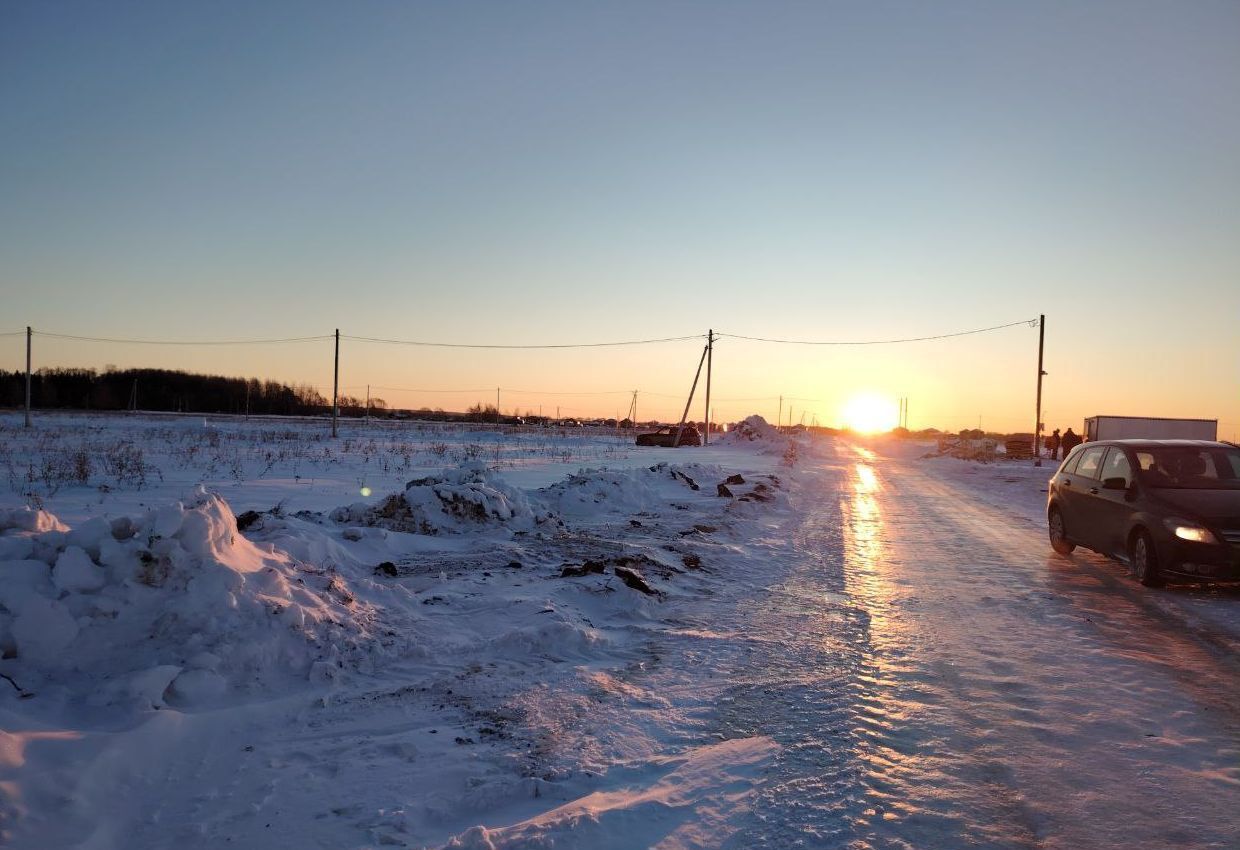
(842, 393, 899, 434)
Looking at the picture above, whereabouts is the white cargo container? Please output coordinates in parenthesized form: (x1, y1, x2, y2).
(1083, 415, 1217, 442)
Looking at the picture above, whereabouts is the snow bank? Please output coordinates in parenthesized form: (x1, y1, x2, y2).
(331, 462, 558, 535)
(0, 487, 373, 711)
(723, 415, 781, 443)
(540, 467, 664, 519)
(541, 462, 733, 521)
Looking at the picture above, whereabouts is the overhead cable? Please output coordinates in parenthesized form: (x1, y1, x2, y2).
(717, 318, 1036, 346)
(34, 331, 334, 346)
(343, 333, 705, 349)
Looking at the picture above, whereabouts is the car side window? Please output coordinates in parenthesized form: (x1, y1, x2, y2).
(1061, 448, 1083, 474)
(1099, 448, 1133, 487)
(1074, 446, 1107, 479)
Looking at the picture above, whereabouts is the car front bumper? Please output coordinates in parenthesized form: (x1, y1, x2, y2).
(1161, 539, 1240, 582)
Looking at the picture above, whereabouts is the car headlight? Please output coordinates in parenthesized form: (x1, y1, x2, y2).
(1163, 518, 1218, 544)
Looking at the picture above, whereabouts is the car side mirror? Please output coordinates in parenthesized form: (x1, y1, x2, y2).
(1102, 477, 1129, 491)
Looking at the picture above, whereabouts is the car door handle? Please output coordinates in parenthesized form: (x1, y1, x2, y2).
(1063, 479, 1072, 487)
(1089, 487, 1099, 495)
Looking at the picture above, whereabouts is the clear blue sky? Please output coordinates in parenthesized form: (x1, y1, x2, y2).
(3, 1, 1238, 431)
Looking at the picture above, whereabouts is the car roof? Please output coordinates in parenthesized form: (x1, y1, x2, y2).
(1076, 439, 1232, 449)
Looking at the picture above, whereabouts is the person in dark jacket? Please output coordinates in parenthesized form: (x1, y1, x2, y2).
(1047, 428, 1061, 460)
(1060, 427, 1082, 457)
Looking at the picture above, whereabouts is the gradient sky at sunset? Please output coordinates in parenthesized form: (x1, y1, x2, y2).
(3, 1, 1238, 435)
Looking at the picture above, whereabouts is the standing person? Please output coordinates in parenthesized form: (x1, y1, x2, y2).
(1060, 427, 1082, 457)
(1048, 428, 1061, 461)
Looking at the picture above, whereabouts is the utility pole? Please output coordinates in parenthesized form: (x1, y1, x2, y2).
(674, 344, 709, 448)
(24, 327, 32, 428)
(496, 388, 501, 427)
(129, 379, 138, 412)
(245, 382, 251, 421)
(777, 395, 782, 431)
(366, 385, 371, 422)
(1034, 313, 1046, 467)
(332, 329, 339, 438)
(703, 329, 713, 445)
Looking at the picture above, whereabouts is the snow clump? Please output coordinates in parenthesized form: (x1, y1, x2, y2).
(0, 487, 373, 712)
(331, 461, 558, 534)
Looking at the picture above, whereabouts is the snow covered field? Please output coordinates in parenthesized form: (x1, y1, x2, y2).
(2, 414, 1239, 849)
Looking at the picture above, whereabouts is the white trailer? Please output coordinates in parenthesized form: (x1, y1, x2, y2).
(1084, 415, 1217, 442)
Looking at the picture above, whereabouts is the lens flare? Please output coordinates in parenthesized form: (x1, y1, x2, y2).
(360, 486, 372, 497)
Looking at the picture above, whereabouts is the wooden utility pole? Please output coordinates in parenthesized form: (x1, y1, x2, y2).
(24, 327, 32, 428)
(496, 388, 501, 427)
(366, 385, 371, 422)
(777, 395, 782, 431)
(703, 329, 713, 445)
(674, 344, 709, 448)
(1034, 313, 1046, 467)
(332, 329, 340, 438)
(245, 382, 251, 421)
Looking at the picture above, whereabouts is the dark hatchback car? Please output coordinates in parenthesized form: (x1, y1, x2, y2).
(636, 425, 702, 448)
(1047, 440, 1240, 586)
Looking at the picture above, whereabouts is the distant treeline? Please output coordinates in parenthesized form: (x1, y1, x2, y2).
(0, 368, 360, 416)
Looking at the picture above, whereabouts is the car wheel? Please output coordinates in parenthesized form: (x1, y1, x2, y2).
(1131, 530, 1165, 588)
(1048, 507, 1075, 555)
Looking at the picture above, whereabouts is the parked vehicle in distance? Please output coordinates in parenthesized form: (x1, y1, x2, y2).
(1047, 440, 1240, 586)
(636, 425, 702, 448)
(1084, 416, 1217, 442)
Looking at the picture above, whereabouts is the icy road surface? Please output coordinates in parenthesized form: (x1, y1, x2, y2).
(467, 440, 1240, 849)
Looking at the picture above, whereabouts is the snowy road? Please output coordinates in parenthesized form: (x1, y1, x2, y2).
(485, 440, 1240, 849)
(719, 442, 1240, 848)
(718, 442, 1240, 849)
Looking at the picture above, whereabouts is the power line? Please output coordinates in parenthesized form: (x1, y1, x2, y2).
(342, 333, 705, 349)
(716, 318, 1036, 346)
(502, 388, 632, 396)
(360, 385, 493, 394)
(34, 331, 334, 346)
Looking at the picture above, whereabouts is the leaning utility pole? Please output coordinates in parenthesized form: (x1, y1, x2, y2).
(24, 327, 32, 428)
(1034, 314, 1046, 467)
(332, 329, 340, 438)
(674, 344, 709, 448)
(703, 329, 713, 445)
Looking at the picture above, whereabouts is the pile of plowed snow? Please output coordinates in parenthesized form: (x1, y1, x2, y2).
(0, 488, 373, 711)
(331, 461, 559, 534)
(541, 462, 730, 520)
(724, 414, 783, 443)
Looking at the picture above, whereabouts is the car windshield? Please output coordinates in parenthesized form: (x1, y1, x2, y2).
(1133, 446, 1240, 489)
